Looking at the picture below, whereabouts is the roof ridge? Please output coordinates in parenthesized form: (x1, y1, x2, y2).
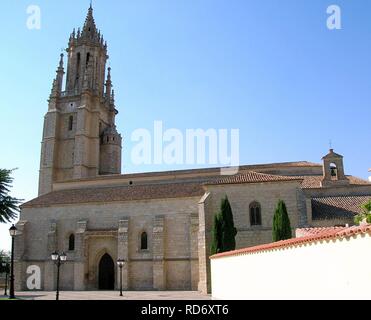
(206, 170, 303, 186)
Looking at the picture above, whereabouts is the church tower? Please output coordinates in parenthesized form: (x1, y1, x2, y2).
(39, 5, 122, 196)
(321, 149, 349, 187)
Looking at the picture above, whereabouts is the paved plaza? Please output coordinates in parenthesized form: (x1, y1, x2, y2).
(1, 291, 211, 300)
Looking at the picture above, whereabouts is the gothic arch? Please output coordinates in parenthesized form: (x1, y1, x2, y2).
(249, 201, 262, 226)
(98, 253, 115, 290)
(68, 233, 75, 251)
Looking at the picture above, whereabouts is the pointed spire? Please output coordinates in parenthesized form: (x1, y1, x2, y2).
(107, 67, 111, 81)
(52, 53, 65, 96)
(50, 78, 58, 97)
(111, 89, 115, 103)
(105, 67, 112, 100)
(81, 4, 98, 40)
(58, 53, 64, 70)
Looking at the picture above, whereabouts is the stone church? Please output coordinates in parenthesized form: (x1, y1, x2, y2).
(15, 6, 371, 293)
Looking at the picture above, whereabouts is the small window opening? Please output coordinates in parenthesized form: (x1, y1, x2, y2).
(68, 116, 73, 131)
(141, 232, 148, 250)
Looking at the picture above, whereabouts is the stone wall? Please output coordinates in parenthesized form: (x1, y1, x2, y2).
(16, 197, 200, 291)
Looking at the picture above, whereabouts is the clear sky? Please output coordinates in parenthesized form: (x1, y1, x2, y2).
(0, 0, 370, 250)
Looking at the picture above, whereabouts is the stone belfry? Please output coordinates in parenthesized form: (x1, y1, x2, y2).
(39, 5, 122, 196)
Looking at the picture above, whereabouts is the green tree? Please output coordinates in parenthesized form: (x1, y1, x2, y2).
(211, 196, 238, 254)
(0, 169, 22, 223)
(220, 196, 237, 252)
(272, 200, 292, 242)
(354, 199, 371, 225)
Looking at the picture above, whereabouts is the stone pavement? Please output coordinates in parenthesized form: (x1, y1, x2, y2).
(1, 291, 211, 300)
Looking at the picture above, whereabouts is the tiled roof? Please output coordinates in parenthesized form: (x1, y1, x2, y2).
(21, 182, 205, 208)
(58, 161, 321, 183)
(311, 196, 371, 220)
(205, 171, 302, 186)
(206, 173, 369, 188)
(210, 224, 371, 260)
(299, 175, 370, 189)
(296, 226, 348, 238)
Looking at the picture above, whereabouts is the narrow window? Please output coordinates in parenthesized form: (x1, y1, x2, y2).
(86, 52, 90, 67)
(250, 202, 262, 226)
(75, 53, 81, 88)
(69, 234, 75, 251)
(68, 116, 73, 131)
(141, 232, 148, 250)
(330, 163, 338, 180)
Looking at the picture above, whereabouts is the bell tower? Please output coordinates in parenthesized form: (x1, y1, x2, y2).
(39, 5, 122, 196)
(321, 149, 349, 187)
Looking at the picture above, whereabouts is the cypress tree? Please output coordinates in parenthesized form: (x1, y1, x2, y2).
(220, 196, 238, 252)
(210, 196, 238, 254)
(272, 199, 292, 242)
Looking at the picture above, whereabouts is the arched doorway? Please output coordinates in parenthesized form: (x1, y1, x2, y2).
(98, 253, 115, 290)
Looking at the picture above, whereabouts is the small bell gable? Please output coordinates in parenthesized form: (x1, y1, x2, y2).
(321, 149, 349, 187)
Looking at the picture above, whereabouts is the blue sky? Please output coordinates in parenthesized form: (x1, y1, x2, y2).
(0, 0, 370, 250)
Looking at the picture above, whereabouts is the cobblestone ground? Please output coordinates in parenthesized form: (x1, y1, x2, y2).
(1, 291, 211, 300)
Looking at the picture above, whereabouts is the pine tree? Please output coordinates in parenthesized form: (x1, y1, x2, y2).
(272, 199, 292, 242)
(0, 169, 22, 223)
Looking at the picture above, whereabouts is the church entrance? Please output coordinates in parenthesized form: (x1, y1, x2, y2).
(98, 253, 115, 290)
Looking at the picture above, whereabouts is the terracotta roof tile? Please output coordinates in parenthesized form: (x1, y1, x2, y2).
(205, 171, 303, 186)
(22, 182, 205, 208)
(299, 175, 370, 189)
(296, 226, 348, 237)
(59, 161, 321, 184)
(210, 224, 371, 259)
(311, 196, 371, 220)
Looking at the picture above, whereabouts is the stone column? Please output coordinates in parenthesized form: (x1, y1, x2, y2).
(44, 221, 57, 291)
(74, 220, 87, 290)
(153, 215, 166, 290)
(117, 218, 129, 290)
(189, 213, 199, 291)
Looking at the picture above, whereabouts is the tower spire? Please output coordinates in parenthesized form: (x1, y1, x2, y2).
(81, 4, 98, 41)
(105, 67, 112, 100)
(56, 53, 65, 93)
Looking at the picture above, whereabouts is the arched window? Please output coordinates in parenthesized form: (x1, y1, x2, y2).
(250, 202, 262, 226)
(68, 234, 75, 251)
(330, 163, 338, 180)
(140, 232, 148, 250)
(68, 116, 73, 131)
